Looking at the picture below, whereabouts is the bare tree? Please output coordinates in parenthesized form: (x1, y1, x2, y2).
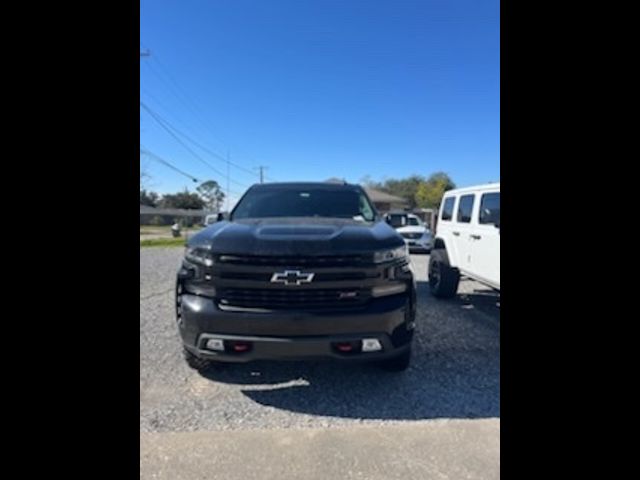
(140, 160, 151, 189)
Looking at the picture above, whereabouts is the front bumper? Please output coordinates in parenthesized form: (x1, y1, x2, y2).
(178, 292, 415, 363)
(404, 238, 432, 251)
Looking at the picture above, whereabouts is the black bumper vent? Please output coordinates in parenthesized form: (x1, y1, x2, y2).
(217, 287, 371, 310)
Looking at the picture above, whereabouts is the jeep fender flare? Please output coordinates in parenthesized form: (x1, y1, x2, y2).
(432, 238, 451, 265)
(433, 238, 463, 269)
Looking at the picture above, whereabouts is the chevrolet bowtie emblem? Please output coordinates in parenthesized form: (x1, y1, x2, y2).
(270, 270, 315, 286)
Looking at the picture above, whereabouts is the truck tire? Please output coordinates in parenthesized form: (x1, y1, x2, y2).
(380, 348, 412, 372)
(429, 249, 460, 298)
(183, 347, 213, 372)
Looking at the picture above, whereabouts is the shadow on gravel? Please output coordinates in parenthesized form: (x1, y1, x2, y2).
(455, 285, 500, 317)
(200, 280, 499, 420)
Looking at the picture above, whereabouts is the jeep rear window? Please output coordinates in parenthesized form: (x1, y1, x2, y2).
(457, 195, 475, 223)
(479, 192, 500, 225)
(441, 197, 455, 221)
(231, 187, 376, 221)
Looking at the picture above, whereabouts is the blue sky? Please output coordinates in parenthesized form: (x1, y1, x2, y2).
(141, 0, 499, 208)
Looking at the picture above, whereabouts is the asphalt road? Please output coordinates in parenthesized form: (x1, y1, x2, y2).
(140, 248, 500, 478)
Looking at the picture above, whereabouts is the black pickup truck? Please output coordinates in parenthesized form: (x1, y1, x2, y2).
(176, 182, 416, 371)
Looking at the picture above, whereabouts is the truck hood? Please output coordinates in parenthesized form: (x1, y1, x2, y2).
(187, 217, 404, 256)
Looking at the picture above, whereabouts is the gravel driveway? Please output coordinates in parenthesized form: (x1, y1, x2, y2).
(140, 248, 500, 433)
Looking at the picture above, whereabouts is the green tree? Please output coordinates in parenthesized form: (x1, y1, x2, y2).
(196, 180, 225, 211)
(140, 189, 159, 207)
(414, 172, 456, 209)
(160, 189, 206, 210)
(377, 175, 425, 209)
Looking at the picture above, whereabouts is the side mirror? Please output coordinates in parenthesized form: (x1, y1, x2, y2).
(217, 212, 226, 222)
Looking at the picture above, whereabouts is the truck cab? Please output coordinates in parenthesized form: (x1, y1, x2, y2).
(429, 183, 500, 298)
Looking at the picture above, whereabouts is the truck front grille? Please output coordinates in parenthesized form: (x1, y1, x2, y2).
(216, 287, 370, 310)
(400, 232, 422, 240)
(216, 271, 374, 282)
(216, 254, 370, 267)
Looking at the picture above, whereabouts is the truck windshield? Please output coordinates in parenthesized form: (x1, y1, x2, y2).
(231, 187, 376, 221)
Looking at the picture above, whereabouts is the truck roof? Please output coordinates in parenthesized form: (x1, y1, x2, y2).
(249, 182, 358, 190)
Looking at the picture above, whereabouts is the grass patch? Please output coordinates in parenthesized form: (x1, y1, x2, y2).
(140, 237, 187, 248)
(140, 226, 203, 234)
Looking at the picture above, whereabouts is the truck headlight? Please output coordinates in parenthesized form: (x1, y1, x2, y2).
(185, 246, 214, 266)
(373, 245, 408, 263)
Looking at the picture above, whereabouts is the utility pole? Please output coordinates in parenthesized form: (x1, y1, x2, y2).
(140, 50, 150, 184)
(256, 166, 268, 184)
(226, 151, 231, 212)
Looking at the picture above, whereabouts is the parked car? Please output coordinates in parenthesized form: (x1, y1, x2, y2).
(203, 214, 218, 226)
(385, 212, 433, 253)
(428, 183, 500, 298)
(177, 182, 416, 372)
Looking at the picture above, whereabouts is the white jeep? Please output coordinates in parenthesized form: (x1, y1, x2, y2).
(428, 183, 500, 298)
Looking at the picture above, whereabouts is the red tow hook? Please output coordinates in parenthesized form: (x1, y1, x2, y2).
(336, 342, 354, 352)
(232, 342, 251, 352)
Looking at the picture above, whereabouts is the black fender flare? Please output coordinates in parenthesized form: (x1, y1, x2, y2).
(432, 238, 451, 265)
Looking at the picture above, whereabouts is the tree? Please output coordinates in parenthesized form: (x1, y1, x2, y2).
(140, 159, 151, 189)
(359, 175, 377, 188)
(325, 177, 346, 184)
(160, 189, 206, 210)
(196, 180, 225, 212)
(415, 172, 456, 209)
(375, 175, 425, 209)
(140, 189, 159, 207)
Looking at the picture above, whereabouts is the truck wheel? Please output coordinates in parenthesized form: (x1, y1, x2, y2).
(183, 347, 213, 372)
(380, 348, 412, 372)
(429, 249, 460, 298)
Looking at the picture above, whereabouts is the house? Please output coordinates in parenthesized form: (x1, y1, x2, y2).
(363, 187, 407, 213)
(140, 205, 212, 226)
(324, 178, 407, 213)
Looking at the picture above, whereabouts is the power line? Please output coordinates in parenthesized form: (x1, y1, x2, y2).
(142, 59, 233, 156)
(140, 87, 210, 144)
(141, 95, 259, 179)
(140, 147, 199, 183)
(140, 91, 256, 192)
(140, 100, 250, 188)
(140, 49, 276, 181)
(141, 102, 251, 189)
(255, 166, 268, 184)
(140, 45, 245, 196)
(141, 148, 243, 197)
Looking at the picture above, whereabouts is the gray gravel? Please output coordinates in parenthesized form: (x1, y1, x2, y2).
(140, 248, 500, 433)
